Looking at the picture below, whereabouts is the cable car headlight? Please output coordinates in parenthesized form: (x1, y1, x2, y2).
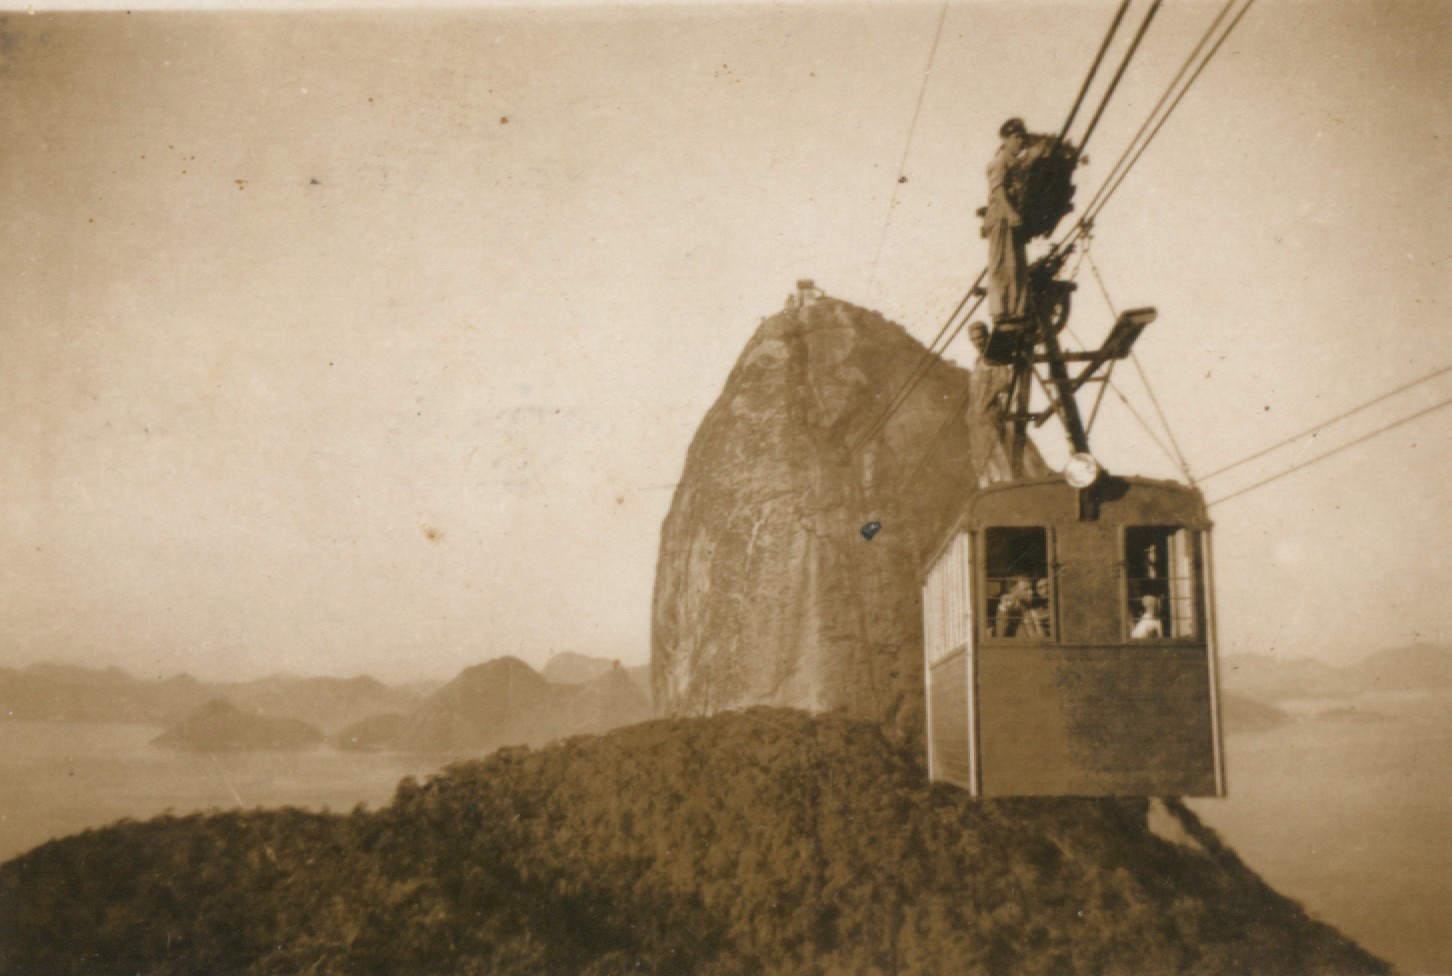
(1064, 452, 1101, 489)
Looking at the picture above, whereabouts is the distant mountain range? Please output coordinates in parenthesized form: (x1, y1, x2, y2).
(3, 652, 655, 757)
(540, 650, 650, 697)
(0, 663, 424, 732)
(1211, 642, 1452, 738)
(8, 643, 1443, 747)
(337, 654, 653, 757)
(1220, 643, 1451, 702)
(31, 651, 646, 755)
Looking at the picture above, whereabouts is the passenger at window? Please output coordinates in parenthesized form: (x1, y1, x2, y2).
(1143, 544, 1160, 579)
(1131, 594, 1164, 639)
(996, 576, 1035, 638)
(1027, 578, 1052, 639)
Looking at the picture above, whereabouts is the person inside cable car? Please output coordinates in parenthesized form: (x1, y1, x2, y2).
(1028, 577, 1052, 639)
(1130, 594, 1164, 640)
(992, 576, 1053, 639)
(994, 576, 1030, 637)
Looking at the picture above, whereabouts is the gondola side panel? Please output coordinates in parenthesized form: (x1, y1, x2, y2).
(976, 644, 1218, 795)
(923, 531, 974, 790)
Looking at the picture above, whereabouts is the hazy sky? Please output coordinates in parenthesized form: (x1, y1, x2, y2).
(2, 0, 1449, 682)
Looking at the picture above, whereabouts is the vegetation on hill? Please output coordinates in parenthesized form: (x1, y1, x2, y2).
(0, 709, 1386, 975)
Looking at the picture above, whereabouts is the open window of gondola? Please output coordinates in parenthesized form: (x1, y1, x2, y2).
(1124, 526, 1199, 639)
(983, 526, 1054, 640)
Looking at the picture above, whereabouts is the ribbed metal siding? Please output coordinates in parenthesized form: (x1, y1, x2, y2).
(924, 532, 970, 664)
(923, 532, 974, 790)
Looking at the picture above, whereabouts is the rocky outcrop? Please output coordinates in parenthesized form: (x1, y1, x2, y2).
(652, 296, 1045, 735)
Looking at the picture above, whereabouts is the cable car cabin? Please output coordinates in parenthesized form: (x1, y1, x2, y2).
(921, 475, 1224, 797)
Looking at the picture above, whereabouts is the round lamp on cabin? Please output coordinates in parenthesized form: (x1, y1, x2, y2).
(1064, 452, 1101, 489)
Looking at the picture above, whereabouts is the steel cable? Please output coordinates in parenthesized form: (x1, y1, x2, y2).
(1199, 363, 1452, 483)
(1207, 396, 1452, 508)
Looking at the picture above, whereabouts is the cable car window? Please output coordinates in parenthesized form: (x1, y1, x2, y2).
(1125, 526, 1198, 639)
(983, 527, 1053, 640)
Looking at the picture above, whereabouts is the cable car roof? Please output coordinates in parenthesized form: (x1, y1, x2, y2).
(922, 475, 1212, 577)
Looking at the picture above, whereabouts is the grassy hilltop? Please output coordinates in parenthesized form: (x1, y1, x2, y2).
(0, 709, 1386, 975)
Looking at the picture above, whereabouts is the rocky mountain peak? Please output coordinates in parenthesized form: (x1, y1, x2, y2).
(652, 295, 1045, 735)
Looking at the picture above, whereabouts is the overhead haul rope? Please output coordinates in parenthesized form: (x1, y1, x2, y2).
(1071, 0, 1163, 159)
(1082, 242, 1452, 506)
(848, 272, 984, 455)
(1200, 363, 1452, 484)
(896, 0, 1185, 477)
(852, 0, 1149, 457)
(1206, 395, 1452, 509)
(864, 0, 952, 302)
(1063, 0, 1238, 248)
(1062, 0, 1257, 252)
(903, 367, 980, 485)
(1057, 0, 1134, 144)
(911, 0, 1253, 483)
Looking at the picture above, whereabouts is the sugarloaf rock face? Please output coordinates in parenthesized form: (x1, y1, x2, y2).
(652, 295, 1044, 733)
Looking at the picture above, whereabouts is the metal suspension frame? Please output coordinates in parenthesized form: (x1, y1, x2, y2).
(991, 250, 1156, 479)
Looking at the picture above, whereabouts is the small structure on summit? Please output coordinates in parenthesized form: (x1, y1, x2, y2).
(786, 278, 824, 309)
(920, 117, 1224, 798)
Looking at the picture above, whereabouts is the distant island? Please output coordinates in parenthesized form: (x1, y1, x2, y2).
(152, 698, 324, 752)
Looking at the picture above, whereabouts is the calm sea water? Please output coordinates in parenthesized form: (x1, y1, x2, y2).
(1190, 693, 1452, 976)
(1, 704, 1447, 974)
(0, 721, 443, 866)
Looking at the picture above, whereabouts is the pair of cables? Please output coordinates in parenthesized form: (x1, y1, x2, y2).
(1057, 0, 1259, 254)
(851, 0, 1151, 457)
(1084, 245, 1452, 509)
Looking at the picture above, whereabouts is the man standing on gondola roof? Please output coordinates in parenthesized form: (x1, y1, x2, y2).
(983, 117, 1029, 324)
